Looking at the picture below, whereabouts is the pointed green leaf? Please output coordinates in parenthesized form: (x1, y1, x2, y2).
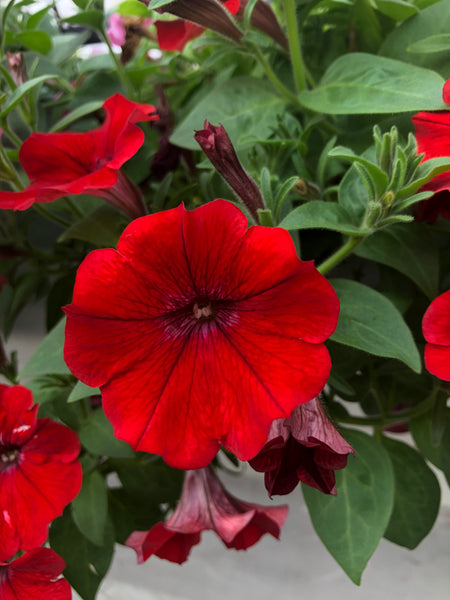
(330, 279, 422, 372)
(408, 33, 450, 53)
(49, 100, 103, 132)
(68, 380, 100, 403)
(410, 408, 450, 484)
(19, 318, 69, 379)
(298, 53, 445, 114)
(279, 201, 364, 235)
(0, 74, 61, 118)
(72, 470, 108, 547)
(302, 429, 394, 584)
(354, 222, 439, 298)
(381, 436, 440, 549)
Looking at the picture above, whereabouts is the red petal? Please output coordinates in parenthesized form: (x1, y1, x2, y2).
(424, 343, 450, 380)
(0, 548, 70, 600)
(155, 20, 205, 51)
(422, 289, 450, 344)
(126, 524, 201, 564)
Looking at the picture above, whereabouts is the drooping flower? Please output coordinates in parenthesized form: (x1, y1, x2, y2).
(0, 548, 71, 600)
(64, 199, 339, 469)
(422, 289, 450, 380)
(249, 397, 354, 496)
(125, 466, 289, 564)
(0, 384, 82, 561)
(0, 94, 158, 218)
(155, 0, 241, 51)
(194, 120, 265, 222)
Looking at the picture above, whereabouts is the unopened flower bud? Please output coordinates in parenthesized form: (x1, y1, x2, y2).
(194, 120, 265, 222)
(6, 52, 27, 86)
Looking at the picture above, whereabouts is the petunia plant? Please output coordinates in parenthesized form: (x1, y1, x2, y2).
(1, 0, 450, 597)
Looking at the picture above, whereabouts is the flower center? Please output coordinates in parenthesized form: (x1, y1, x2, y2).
(193, 301, 213, 320)
(0, 448, 19, 472)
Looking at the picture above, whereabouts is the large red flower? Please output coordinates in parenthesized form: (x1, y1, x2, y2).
(249, 397, 354, 496)
(0, 548, 70, 600)
(0, 94, 158, 218)
(0, 384, 82, 561)
(422, 289, 450, 380)
(64, 199, 339, 469)
(125, 466, 289, 564)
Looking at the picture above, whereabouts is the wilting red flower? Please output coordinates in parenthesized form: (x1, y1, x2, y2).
(0, 94, 158, 218)
(249, 397, 354, 496)
(422, 289, 450, 380)
(0, 384, 82, 561)
(0, 548, 71, 600)
(195, 121, 264, 222)
(126, 466, 289, 564)
(155, 0, 240, 51)
(64, 199, 339, 469)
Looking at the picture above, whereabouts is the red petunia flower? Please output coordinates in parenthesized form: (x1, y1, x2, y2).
(422, 289, 450, 380)
(249, 397, 354, 496)
(0, 94, 158, 218)
(125, 466, 289, 564)
(64, 200, 339, 469)
(0, 548, 71, 600)
(155, 0, 240, 52)
(0, 384, 82, 561)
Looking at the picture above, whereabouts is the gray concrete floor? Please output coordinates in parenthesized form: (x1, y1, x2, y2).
(6, 308, 450, 600)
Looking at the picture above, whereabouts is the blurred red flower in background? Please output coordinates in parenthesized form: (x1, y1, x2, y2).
(126, 466, 289, 564)
(0, 94, 158, 218)
(0, 385, 82, 561)
(0, 548, 71, 600)
(422, 289, 450, 380)
(250, 397, 354, 496)
(64, 199, 339, 469)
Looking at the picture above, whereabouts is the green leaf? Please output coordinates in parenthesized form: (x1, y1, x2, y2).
(375, 0, 418, 21)
(408, 33, 450, 53)
(79, 409, 134, 459)
(62, 10, 104, 30)
(410, 408, 450, 483)
(398, 156, 450, 198)
(0, 74, 58, 118)
(72, 470, 108, 546)
(338, 163, 370, 222)
(298, 53, 445, 114)
(59, 204, 129, 248)
(15, 30, 52, 53)
(354, 223, 439, 298)
(330, 279, 422, 372)
(50, 508, 114, 600)
(170, 77, 285, 150)
(19, 318, 69, 380)
(302, 429, 394, 584)
(278, 201, 364, 235)
(49, 100, 103, 132)
(117, 0, 150, 16)
(68, 380, 100, 403)
(26, 5, 51, 29)
(381, 436, 440, 549)
(46, 31, 91, 64)
(329, 146, 388, 198)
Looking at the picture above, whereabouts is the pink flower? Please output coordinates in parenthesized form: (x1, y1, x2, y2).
(0, 385, 82, 561)
(422, 289, 450, 380)
(126, 466, 289, 564)
(0, 548, 71, 600)
(249, 398, 354, 496)
(107, 13, 127, 46)
(63, 200, 339, 469)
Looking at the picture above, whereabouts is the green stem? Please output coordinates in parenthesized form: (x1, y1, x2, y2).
(252, 44, 303, 109)
(33, 204, 71, 228)
(101, 30, 136, 99)
(65, 196, 84, 218)
(283, 0, 306, 92)
(1, 124, 22, 148)
(317, 236, 362, 275)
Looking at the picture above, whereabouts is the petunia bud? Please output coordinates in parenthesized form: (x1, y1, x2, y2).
(249, 397, 354, 496)
(126, 466, 288, 564)
(6, 52, 27, 86)
(235, 0, 288, 50)
(194, 121, 265, 222)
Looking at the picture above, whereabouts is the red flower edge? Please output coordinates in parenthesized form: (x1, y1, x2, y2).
(423, 289, 450, 380)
